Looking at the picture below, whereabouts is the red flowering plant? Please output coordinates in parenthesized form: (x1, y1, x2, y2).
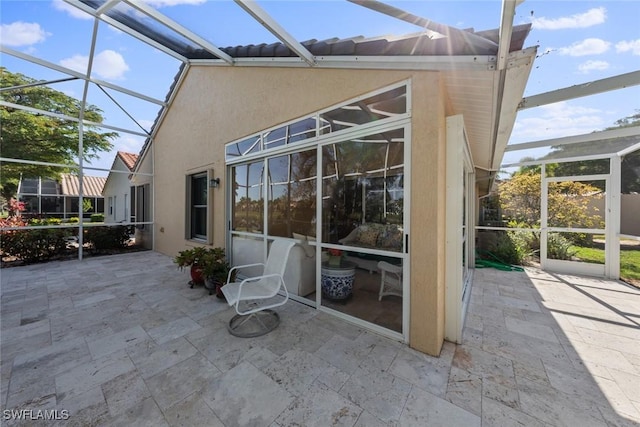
(327, 248, 343, 257)
(7, 198, 26, 217)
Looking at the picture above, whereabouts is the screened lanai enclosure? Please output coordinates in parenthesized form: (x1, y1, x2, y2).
(478, 72, 640, 286)
(2, 0, 639, 355)
(485, 130, 640, 281)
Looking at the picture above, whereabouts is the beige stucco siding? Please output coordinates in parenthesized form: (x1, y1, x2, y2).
(408, 74, 447, 356)
(153, 65, 448, 355)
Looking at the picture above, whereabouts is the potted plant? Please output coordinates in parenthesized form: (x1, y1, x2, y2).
(200, 247, 234, 298)
(327, 248, 343, 267)
(174, 246, 210, 288)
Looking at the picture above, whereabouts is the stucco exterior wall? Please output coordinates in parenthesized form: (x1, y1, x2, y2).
(152, 66, 448, 355)
(102, 157, 131, 223)
(130, 148, 153, 250)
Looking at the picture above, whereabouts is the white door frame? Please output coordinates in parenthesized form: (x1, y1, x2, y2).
(540, 164, 610, 277)
(445, 115, 475, 344)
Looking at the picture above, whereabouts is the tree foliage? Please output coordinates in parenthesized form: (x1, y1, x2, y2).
(498, 171, 604, 231)
(0, 67, 117, 197)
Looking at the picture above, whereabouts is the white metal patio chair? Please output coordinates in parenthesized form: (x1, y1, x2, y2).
(222, 239, 297, 337)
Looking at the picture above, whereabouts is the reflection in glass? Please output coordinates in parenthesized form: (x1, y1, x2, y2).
(322, 129, 404, 246)
(232, 161, 264, 232)
(320, 86, 406, 134)
(226, 135, 261, 159)
(264, 126, 287, 149)
(288, 118, 316, 144)
(268, 149, 317, 238)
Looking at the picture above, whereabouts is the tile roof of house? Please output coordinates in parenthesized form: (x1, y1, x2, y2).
(218, 25, 531, 58)
(61, 174, 106, 198)
(117, 151, 139, 172)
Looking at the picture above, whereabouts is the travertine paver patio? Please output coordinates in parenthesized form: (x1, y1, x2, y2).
(1, 251, 639, 426)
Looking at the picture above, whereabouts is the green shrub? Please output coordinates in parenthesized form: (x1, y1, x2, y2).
(547, 233, 576, 260)
(560, 231, 594, 247)
(487, 232, 520, 265)
(478, 226, 540, 266)
(28, 217, 63, 226)
(1, 228, 69, 263)
(84, 225, 131, 251)
(90, 213, 104, 223)
(67, 217, 80, 223)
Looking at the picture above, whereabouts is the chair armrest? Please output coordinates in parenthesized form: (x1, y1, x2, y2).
(227, 262, 265, 282)
(235, 273, 288, 310)
(378, 261, 402, 274)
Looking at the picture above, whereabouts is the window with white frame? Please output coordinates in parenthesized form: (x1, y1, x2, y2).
(187, 172, 208, 240)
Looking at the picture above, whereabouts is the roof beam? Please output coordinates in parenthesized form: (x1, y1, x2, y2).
(618, 140, 640, 157)
(0, 77, 78, 92)
(519, 70, 640, 110)
(121, 0, 234, 65)
(96, 0, 121, 15)
(0, 100, 150, 137)
(1, 46, 166, 106)
(504, 125, 640, 152)
(347, 0, 498, 52)
(497, 0, 517, 71)
(234, 0, 316, 66)
(191, 54, 499, 71)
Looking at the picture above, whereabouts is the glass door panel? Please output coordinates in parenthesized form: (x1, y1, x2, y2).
(267, 149, 317, 303)
(320, 128, 405, 333)
(231, 161, 264, 233)
(230, 161, 266, 277)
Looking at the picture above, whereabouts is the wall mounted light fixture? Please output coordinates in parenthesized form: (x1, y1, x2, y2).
(210, 177, 220, 188)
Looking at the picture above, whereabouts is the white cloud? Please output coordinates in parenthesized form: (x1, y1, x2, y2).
(511, 102, 606, 141)
(142, 0, 206, 7)
(0, 22, 49, 47)
(114, 135, 144, 154)
(52, 0, 92, 20)
(60, 50, 130, 80)
(578, 60, 610, 74)
(138, 120, 156, 132)
(557, 38, 610, 56)
(532, 7, 606, 30)
(616, 39, 640, 55)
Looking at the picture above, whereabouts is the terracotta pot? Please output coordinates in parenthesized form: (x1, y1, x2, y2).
(215, 284, 226, 300)
(190, 265, 205, 285)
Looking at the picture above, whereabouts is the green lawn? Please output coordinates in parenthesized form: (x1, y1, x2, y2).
(573, 245, 640, 281)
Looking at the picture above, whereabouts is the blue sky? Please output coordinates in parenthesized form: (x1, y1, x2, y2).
(1, 0, 639, 173)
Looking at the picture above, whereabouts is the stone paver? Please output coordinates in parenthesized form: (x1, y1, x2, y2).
(1, 251, 639, 426)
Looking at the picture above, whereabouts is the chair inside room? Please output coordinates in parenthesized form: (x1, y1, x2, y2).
(222, 239, 297, 337)
(377, 260, 403, 301)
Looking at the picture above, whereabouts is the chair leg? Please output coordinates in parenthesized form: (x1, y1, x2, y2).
(227, 309, 280, 337)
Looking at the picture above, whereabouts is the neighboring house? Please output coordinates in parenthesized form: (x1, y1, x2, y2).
(17, 174, 106, 219)
(130, 149, 153, 250)
(102, 151, 138, 223)
(140, 25, 537, 357)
